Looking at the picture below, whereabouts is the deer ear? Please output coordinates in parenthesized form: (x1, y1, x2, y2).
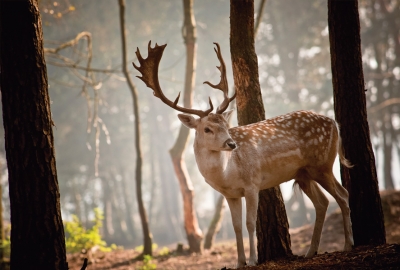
(178, 114, 198, 129)
(222, 109, 234, 122)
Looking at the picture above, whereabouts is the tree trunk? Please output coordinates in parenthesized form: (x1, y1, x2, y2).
(120, 170, 137, 241)
(118, 0, 152, 256)
(169, 0, 203, 253)
(102, 177, 114, 241)
(0, 185, 4, 265)
(328, 0, 386, 246)
(204, 194, 225, 250)
(230, 0, 292, 263)
(383, 124, 394, 190)
(0, 1, 68, 269)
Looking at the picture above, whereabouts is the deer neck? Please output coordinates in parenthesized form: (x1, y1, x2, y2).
(193, 139, 231, 182)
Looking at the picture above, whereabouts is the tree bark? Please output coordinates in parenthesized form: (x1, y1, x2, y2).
(118, 0, 152, 256)
(328, 0, 386, 246)
(0, 1, 68, 269)
(169, 0, 203, 253)
(230, 0, 292, 263)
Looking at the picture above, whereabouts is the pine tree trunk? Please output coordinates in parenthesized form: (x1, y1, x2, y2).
(118, 0, 152, 255)
(328, 0, 386, 246)
(169, 0, 203, 253)
(0, 1, 68, 269)
(230, 0, 292, 263)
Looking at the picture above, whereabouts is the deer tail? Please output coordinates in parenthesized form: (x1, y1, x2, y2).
(336, 122, 353, 168)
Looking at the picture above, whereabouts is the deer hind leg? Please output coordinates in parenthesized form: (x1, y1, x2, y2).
(226, 197, 246, 267)
(314, 172, 354, 252)
(296, 178, 329, 258)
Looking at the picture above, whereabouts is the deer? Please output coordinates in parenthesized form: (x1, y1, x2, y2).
(133, 41, 354, 267)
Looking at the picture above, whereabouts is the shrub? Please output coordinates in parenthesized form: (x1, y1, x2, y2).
(0, 225, 11, 258)
(64, 208, 117, 253)
(139, 255, 156, 270)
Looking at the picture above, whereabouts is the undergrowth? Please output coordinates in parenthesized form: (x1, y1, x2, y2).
(64, 208, 117, 253)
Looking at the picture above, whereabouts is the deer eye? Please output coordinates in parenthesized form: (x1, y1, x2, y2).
(204, 127, 212, 134)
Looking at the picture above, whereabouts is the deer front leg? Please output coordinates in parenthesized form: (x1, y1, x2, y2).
(245, 188, 259, 266)
(226, 197, 246, 267)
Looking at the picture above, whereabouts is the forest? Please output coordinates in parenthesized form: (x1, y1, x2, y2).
(0, 0, 399, 269)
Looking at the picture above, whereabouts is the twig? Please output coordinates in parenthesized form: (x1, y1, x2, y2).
(44, 31, 91, 54)
(254, 0, 267, 39)
(369, 98, 400, 114)
(80, 258, 88, 270)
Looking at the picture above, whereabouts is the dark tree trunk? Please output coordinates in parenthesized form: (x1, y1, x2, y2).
(328, 0, 386, 246)
(118, 0, 152, 255)
(230, 0, 292, 263)
(169, 0, 203, 253)
(0, 1, 68, 269)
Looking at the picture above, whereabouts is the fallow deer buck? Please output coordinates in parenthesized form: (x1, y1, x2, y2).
(133, 41, 354, 267)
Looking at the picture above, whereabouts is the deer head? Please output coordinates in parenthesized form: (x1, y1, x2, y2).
(133, 41, 237, 151)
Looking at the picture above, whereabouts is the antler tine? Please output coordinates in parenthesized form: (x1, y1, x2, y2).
(133, 41, 213, 118)
(203, 42, 236, 114)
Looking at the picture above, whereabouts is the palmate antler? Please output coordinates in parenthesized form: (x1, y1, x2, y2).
(203, 43, 236, 114)
(133, 41, 235, 117)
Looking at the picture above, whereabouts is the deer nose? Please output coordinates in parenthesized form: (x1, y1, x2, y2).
(226, 139, 237, 149)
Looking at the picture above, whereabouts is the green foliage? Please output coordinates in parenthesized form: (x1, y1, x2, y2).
(158, 246, 170, 256)
(0, 226, 11, 258)
(64, 208, 116, 253)
(134, 243, 158, 253)
(139, 255, 157, 270)
(0, 238, 10, 258)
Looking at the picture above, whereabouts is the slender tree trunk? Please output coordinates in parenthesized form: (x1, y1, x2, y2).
(0, 1, 68, 268)
(169, 0, 203, 253)
(328, 0, 386, 246)
(383, 124, 394, 190)
(118, 0, 152, 256)
(102, 177, 114, 241)
(254, 0, 267, 38)
(230, 0, 292, 263)
(204, 194, 225, 250)
(72, 179, 83, 222)
(0, 185, 3, 265)
(120, 170, 137, 241)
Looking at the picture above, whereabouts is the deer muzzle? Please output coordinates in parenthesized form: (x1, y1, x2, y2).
(225, 138, 237, 150)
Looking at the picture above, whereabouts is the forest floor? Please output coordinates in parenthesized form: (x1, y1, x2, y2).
(67, 190, 400, 270)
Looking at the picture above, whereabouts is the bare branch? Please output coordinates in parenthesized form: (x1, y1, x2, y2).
(254, 0, 267, 39)
(369, 98, 400, 114)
